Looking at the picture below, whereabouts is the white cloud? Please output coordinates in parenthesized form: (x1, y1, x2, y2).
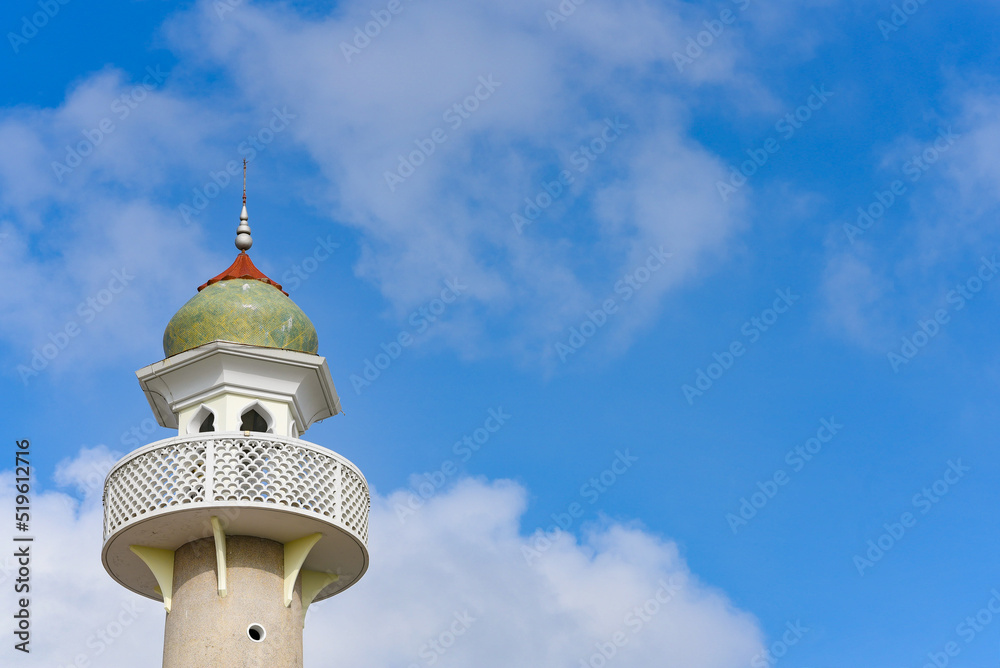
(925, 92, 1000, 252)
(0, 0, 777, 375)
(820, 251, 894, 350)
(1, 449, 764, 667)
(818, 86, 1000, 350)
(53, 445, 120, 497)
(161, 0, 754, 362)
(0, 447, 164, 667)
(0, 68, 232, 382)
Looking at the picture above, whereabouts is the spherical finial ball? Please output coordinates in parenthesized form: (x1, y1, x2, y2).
(236, 233, 253, 251)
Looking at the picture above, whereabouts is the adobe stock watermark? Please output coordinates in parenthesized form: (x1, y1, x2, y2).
(682, 288, 799, 405)
(887, 253, 998, 373)
(716, 85, 833, 202)
(384, 76, 501, 192)
(0, 554, 18, 589)
(0, 455, 39, 594)
(920, 588, 1000, 668)
(16, 268, 134, 385)
(511, 117, 629, 234)
(407, 610, 476, 668)
(57, 599, 145, 668)
(726, 417, 843, 534)
(750, 620, 810, 668)
(843, 126, 958, 244)
(878, 0, 932, 40)
(577, 577, 683, 668)
(57, 448, 118, 499)
(51, 66, 168, 183)
(214, 0, 247, 20)
(340, 0, 414, 62)
(853, 459, 969, 576)
(119, 416, 159, 449)
(521, 449, 639, 566)
(554, 246, 672, 363)
(545, 0, 588, 30)
(164, 508, 252, 568)
(280, 235, 340, 293)
(349, 279, 467, 394)
(179, 107, 296, 225)
(7, 0, 71, 54)
(673, 0, 752, 73)
(394, 407, 512, 523)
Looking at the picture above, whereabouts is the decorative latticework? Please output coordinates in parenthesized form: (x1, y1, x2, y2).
(103, 434, 369, 545)
(341, 466, 369, 543)
(103, 441, 207, 538)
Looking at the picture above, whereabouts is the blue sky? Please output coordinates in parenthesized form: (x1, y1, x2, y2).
(3, 0, 1000, 666)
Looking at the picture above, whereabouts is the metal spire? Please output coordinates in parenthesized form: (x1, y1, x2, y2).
(235, 158, 252, 252)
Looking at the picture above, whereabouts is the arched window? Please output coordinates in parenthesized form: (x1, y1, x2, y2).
(240, 408, 269, 433)
(199, 413, 215, 432)
(189, 405, 216, 435)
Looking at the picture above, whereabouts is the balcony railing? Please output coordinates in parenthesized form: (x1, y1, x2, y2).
(102, 433, 369, 546)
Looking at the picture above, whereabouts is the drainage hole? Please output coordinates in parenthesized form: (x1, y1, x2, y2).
(247, 624, 265, 642)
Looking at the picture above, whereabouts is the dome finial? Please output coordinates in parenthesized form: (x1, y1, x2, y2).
(235, 158, 252, 252)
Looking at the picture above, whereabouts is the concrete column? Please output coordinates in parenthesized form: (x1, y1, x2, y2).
(163, 536, 303, 668)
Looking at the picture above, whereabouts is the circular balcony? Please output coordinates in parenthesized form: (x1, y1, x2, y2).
(102, 433, 369, 604)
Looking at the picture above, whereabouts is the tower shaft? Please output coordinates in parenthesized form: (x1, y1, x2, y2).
(164, 536, 303, 668)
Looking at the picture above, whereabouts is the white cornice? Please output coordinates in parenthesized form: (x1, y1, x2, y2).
(136, 341, 342, 432)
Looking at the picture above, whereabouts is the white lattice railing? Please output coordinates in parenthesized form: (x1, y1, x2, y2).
(102, 433, 369, 545)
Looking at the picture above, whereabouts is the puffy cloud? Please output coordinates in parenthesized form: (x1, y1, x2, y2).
(0, 0, 760, 373)
(820, 251, 895, 350)
(818, 87, 998, 350)
(0, 446, 163, 667)
(1, 449, 764, 667)
(163, 0, 753, 362)
(0, 68, 227, 381)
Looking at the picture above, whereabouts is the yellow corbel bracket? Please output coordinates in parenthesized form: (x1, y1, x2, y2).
(283, 533, 323, 607)
(211, 516, 227, 597)
(130, 545, 175, 613)
(300, 569, 340, 617)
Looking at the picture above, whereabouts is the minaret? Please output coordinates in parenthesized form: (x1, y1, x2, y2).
(101, 168, 369, 667)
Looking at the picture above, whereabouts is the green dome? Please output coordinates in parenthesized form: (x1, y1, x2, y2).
(163, 279, 318, 357)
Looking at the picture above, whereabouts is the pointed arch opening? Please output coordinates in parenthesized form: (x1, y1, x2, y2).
(240, 402, 273, 433)
(188, 405, 216, 435)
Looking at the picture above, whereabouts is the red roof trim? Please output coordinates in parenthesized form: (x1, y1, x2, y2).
(198, 252, 288, 296)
